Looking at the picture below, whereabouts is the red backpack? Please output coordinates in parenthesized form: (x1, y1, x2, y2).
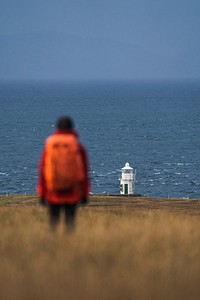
(44, 134, 85, 192)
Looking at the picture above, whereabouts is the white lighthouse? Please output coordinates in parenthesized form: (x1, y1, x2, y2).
(119, 162, 136, 195)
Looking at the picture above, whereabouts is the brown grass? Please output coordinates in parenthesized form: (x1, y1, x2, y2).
(0, 195, 200, 300)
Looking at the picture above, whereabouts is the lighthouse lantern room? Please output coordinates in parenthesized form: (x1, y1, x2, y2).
(119, 162, 136, 195)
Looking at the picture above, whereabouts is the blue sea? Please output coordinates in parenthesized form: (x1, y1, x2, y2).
(0, 80, 200, 199)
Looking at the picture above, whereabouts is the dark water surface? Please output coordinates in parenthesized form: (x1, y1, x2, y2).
(0, 80, 200, 198)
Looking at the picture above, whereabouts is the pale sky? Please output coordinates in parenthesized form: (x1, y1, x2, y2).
(0, 0, 200, 80)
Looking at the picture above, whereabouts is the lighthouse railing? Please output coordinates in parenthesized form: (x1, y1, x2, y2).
(122, 173, 135, 180)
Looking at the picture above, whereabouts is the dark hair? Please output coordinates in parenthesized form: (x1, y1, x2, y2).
(56, 116, 74, 130)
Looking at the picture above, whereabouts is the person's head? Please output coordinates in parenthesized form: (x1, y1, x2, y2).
(56, 116, 74, 130)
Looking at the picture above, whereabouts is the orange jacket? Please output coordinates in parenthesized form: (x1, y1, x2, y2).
(37, 129, 90, 204)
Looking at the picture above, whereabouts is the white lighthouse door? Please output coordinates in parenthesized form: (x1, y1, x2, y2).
(124, 184, 128, 195)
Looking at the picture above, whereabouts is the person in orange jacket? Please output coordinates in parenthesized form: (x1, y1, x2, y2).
(37, 116, 90, 229)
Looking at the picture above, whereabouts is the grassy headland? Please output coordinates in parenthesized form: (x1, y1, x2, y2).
(0, 195, 200, 300)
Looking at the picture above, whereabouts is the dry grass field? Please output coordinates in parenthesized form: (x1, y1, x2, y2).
(0, 195, 200, 300)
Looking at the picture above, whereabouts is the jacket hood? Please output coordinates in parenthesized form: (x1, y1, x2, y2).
(53, 129, 79, 137)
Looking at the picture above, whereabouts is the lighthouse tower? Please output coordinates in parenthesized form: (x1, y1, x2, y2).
(119, 162, 136, 195)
